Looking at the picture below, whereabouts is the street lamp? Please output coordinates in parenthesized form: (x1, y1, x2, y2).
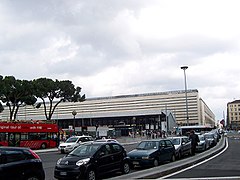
(72, 110, 77, 135)
(181, 66, 189, 126)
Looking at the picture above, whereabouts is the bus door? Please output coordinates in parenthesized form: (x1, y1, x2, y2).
(8, 133, 21, 147)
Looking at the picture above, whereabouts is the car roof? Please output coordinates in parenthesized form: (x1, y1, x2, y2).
(96, 138, 118, 141)
(141, 139, 169, 142)
(84, 141, 120, 146)
(69, 135, 92, 138)
(0, 146, 31, 150)
(168, 136, 188, 139)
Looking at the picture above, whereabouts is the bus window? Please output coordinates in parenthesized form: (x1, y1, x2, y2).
(0, 133, 7, 141)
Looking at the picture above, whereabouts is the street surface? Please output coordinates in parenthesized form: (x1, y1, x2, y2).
(38, 133, 239, 180)
(162, 132, 240, 180)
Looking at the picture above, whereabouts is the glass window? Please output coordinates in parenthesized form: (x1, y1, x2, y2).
(165, 140, 173, 147)
(112, 144, 122, 153)
(99, 144, 111, 155)
(5, 150, 26, 163)
(105, 144, 111, 153)
(21, 133, 28, 140)
(159, 140, 165, 147)
(0, 133, 7, 141)
(171, 138, 180, 145)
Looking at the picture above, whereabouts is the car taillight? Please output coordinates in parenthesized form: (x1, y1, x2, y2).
(29, 149, 41, 159)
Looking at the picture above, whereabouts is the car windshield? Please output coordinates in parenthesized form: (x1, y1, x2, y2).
(65, 137, 78, 143)
(70, 144, 101, 156)
(136, 141, 158, 150)
(170, 138, 181, 145)
(199, 136, 205, 141)
(205, 134, 214, 139)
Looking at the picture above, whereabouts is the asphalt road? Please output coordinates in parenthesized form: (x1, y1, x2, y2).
(39, 134, 233, 180)
(164, 133, 240, 179)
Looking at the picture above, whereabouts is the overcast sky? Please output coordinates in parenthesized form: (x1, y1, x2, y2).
(1, 0, 240, 121)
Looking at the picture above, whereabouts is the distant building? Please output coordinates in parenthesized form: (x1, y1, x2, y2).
(0, 89, 215, 135)
(227, 100, 240, 130)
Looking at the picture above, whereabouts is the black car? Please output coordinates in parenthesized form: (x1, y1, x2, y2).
(127, 139, 176, 167)
(54, 141, 131, 180)
(0, 146, 45, 180)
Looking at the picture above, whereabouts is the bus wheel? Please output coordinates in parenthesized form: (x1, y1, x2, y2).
(40, 143, 47, 149)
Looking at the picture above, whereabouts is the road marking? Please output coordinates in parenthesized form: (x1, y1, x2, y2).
(160, 177, 240, 180)
(158, 138, 229, 179)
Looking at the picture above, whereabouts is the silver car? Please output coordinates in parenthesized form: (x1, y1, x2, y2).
(196, 134, 210, 152)
(168, 136, 192, 159)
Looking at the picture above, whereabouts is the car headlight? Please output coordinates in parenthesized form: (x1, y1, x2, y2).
(142, 156, 151, 160)
(57, 158, 62, 165)
(66, 145, 72, 148)
(76, 158, 90, 166)
(175, 147, 180, 151)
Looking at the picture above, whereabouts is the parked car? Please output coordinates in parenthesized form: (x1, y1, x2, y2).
(54, 141, 131, 180)
(196, 134, 210, 152)
(168, 136, 192, 159)
(58, 135, 94, 153)
(95, 138, 119, 143)
(0, 146, 45, 180)
(127, 139, 176, 168)
(210, 129, 221, 142)
(204, 133, 217, 147)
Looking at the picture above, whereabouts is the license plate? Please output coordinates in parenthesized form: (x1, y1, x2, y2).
(133, 161, 139, 165)
(60, 172, 67, 176)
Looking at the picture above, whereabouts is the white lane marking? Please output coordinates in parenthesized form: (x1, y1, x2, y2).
(158, 138, 229, 179)
(189, 177, 240, 179)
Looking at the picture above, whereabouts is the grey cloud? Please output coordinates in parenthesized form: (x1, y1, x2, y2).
(139, 35, 234, 58)
(3, 0, 148, 24)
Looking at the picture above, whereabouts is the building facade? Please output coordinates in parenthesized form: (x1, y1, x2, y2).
(227, 100, 240, 130)
(0, 89, 215, 135)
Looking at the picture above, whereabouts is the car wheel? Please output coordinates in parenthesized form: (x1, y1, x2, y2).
(171, 154, 176, 162)
(40, 143, 47, 149)
(86, 169, 96, 180)
(26, 175, 40, 180)
(153, 158, 159, 167)
(178, 151, 182, 159)
(122, 162, 130, 174)
(189, 148, 192, 156)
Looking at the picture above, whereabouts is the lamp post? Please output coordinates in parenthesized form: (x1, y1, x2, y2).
(72, 110, 77, 135)
(181, 66, 189, 126)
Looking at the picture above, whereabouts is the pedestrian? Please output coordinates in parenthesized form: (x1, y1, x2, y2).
(189, 130, 200, 155)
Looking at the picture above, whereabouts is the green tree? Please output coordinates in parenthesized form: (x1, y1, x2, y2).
(0, 76, 37, 120)
(33, 78, 85, 120)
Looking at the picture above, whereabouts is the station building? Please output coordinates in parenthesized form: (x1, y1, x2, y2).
(0, 89, 215, 136)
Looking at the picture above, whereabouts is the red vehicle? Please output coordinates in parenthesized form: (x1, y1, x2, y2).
(0, 122, 59, 149)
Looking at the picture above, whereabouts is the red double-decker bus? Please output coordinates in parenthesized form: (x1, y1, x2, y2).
(0, 121, 59, 149)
